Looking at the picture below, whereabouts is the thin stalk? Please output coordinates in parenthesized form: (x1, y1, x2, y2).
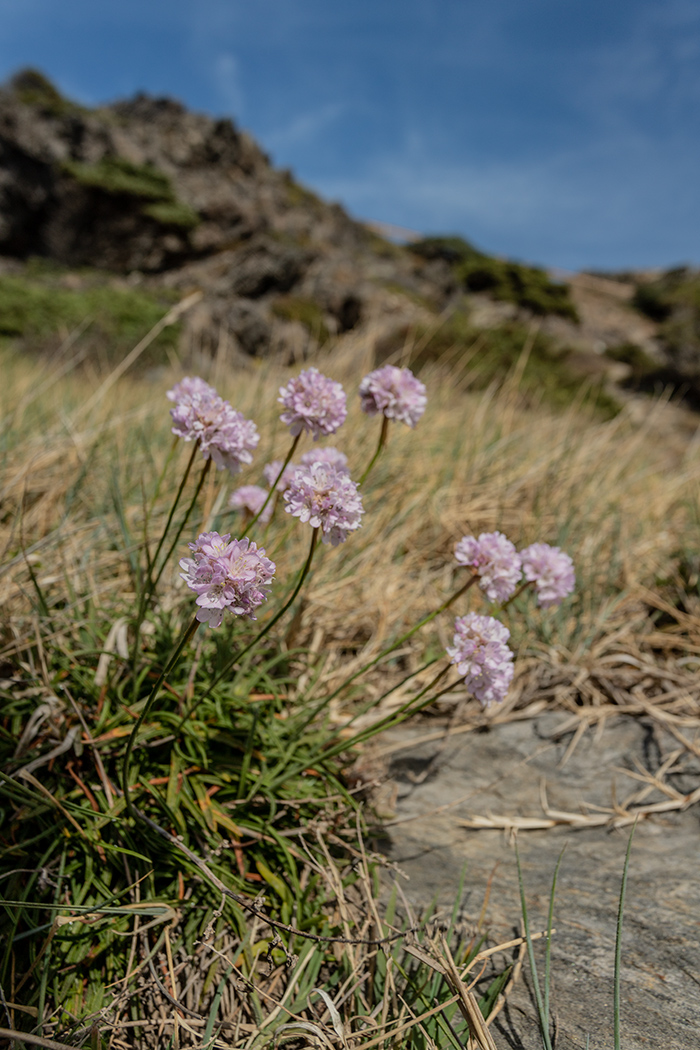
(151, 456, 212, 590)
(359, 416, 389, 485)
(294, 572, 478, 737)
(614, 821, 636, 1050)
(148, 440, 200, 587)
(516, 843, 552, 1050)
(502, 579, 534, 608)
(544, 846, 566, 1036)
(122, 614, 199, 818)
(177, 526, 319, 725)
(236, 433, 301, 531)
(272, 665, 452, 790)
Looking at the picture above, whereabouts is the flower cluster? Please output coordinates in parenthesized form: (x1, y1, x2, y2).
(168, 377, 259, 474)
(521, 543, 575, 608)
(446, 612, 514, 707)
(455, 532, 522, 603)
(359, 365, 427, 428)
(278, 368, 347, 440)
(228, 485, 272, 523)
(283, 462, 364, 545)
(262, 460, 297, 491)
(300, 446, 350, 474)
(180, 532, 275, 627)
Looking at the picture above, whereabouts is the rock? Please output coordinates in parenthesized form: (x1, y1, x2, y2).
(373, 713, 700, 1048)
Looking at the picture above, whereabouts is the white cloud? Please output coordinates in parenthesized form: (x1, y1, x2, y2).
(263, 103, 344, 152)
(212, 52, 245, 118)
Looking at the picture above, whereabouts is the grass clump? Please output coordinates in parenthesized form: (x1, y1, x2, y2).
(63, 156, 200, 230)
(385, 310, 618, 415)
(0, 265, 181, 367)
(272, 295, 330, 344)
(412, 235, 579, 320)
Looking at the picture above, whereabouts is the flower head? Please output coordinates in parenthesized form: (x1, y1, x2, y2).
(359, 365, 427, 428)
(278, 367, 347, 440)
(180, 531, 275, 627)
(168, 377, 259, 475)
(455, 532, 522, 603)
(300, 446, 350, 474)
(283, 462, 363, 545)
(447, 613, 514, 707)
(263, 460, 298, 490)
(520, 543, 575, 608)
(228, 485, 272, 523)
(166, 376, 217, 404)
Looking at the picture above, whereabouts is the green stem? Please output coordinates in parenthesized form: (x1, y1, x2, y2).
(502, 578, 534, 609)
(177, 526, 319, 726)
(614, 821, 636, 1050)
(148, 440, 200, 587)
(293, 572, 479, 738)
(231, 433, 301, 532)
(270, 665, 453, 792)
(122, 613, 200, 818)
(131, 440, 201, 689)
(151, 457, 212, 591)
(359, 416, 389, 485)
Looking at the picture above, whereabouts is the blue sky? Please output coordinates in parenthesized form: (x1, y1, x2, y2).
(1, 0, 699, 271)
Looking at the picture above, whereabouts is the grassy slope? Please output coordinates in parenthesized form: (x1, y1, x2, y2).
(1, 321, 700, 1046)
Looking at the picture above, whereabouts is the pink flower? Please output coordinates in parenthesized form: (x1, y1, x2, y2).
(168, 376, 259, 475)
(446, 613, 514, 707)
(263, 460, 298, 490)
(278, 367, 347, 440)
(359, 365, 427, 427)
(300, 447, 350, 474)
(166, 376, 217, 404)
(455, 532, 522, 603)
(229, 485, 272, 523)
(520, 543, 575, 608)
(180, 532, 275, 627)
(283, 462, 364, 545)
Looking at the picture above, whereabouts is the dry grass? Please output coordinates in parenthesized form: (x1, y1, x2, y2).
(3, 319, 700, 1047)
(4, 321, 699, 707)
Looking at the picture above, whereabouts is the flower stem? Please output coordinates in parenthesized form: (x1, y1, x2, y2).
(294, 572, 478, 736)
(359, 416, 389, 485)
(148, 440, 200, 588)
(151, 456, 212, 591)
(131, 442, 203, 691)
(275, 665, 453, 787)
(502, 579, 534, 608)
(239, 433, 301, 531)
(122, 613, 199, 818)
(177, 526, 319, 725)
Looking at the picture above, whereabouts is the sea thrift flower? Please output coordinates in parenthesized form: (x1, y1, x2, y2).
(166, 376, 217, 405)
(359, 365, 427, 428)
(263, 460, 298, 490)
(180, 531, 275, 627)
(455, 532, 522, 603)
(283, 462, 363, 545)
(446, 612, 514, 707)
(520, 543, 575, 608)
(278, 367, 347, 440)
(300, 447, 350, 474)
(168, 378, 259, 474)
(228, 485, 272, 523)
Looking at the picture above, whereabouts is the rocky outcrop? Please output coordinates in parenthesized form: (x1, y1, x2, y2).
(0, 70, 458, 363)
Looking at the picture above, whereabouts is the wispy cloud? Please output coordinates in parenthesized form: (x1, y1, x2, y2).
(262, 103, 344, 152)
(213, 52, 245, 118)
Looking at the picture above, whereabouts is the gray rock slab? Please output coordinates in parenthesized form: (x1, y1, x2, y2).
(374, 712, 700, 1049)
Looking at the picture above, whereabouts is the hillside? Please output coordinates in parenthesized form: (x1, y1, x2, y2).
(2, 69, 700, 411)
